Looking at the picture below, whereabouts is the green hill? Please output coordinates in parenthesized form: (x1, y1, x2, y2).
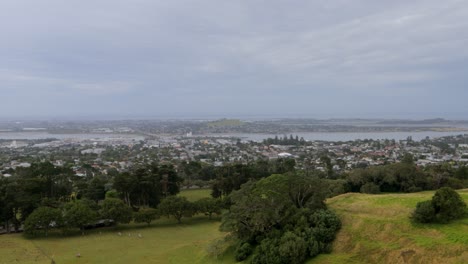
(206, 119, 244, 127)
(309, 190, 468, 264)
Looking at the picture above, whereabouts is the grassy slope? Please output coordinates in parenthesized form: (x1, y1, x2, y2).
(309, 189, 468, 264)
(1, 189, 467, 264)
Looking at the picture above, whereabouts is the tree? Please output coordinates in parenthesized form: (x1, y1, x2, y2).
(195, 198, 222, 219)
(133, 208, 159, 225)
(84, 177, 106, 202)
(221, 173, 340, 264)
(100, 198, 133, 224)
(24, 207, 62, 236)
(158, 196, 194, 223)
(63, 201, 97, 234)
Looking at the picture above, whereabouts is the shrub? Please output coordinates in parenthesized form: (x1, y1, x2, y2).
(412, 200, 435, 223)
(251, 238, 281, 264)
(432, 187, 467, 223)
(234, 242, 253, 262)
(278, 232, 308, 264)
(412, 187, 466, 223)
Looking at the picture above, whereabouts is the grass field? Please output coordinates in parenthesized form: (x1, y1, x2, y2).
(0, 188, 229, 264)
(308, 189, 468, 264)
(1, 189, 467, 264)
(178, 188, 212, 202)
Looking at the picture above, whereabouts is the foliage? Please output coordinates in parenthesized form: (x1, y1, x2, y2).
(347, 162, 432, 193)
(195, 198, 222, 219)
(24, 207, 62, 236)
(263, 134, 306, 146)
(100, 198, 133, 224)
(412, 200, 435, 223)
(235, 242, 253, 262)
(221, 173, 340, 264)
(412, 187, 466, 223)
(133, 208, 159, 225)
(432, 187, 467, 222)
(113, 163, 182, 208)
(63, 200, 97, 234)
(278, 232, 308, 264)
(158, 196, 195, 223)
(360, 182, 380, 194)
(210, 160, 296, 198)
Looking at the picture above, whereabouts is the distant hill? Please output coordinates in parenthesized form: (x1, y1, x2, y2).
(206, 119, 245, 127)
(309, 190, 468, 264)
(378, 118, 449, 125)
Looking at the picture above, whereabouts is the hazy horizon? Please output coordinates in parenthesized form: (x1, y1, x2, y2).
(1, 0, 468, 118)
(0, 113, 467, 122)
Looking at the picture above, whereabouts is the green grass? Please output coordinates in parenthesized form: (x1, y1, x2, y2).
(0, 189, 226, 264)
(178, 188, 211, 202)
(308, 189, 468, 264)
(0, 216, 232, 264)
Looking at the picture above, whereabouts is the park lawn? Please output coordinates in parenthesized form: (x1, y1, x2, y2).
(308, 189, 468, 264)
(0, 216, 233, 264)
(0, 188, 228, 264)
(178, 188, 212, 202)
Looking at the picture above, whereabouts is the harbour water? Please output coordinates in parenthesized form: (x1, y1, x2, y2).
(203, 131, 468, 142)
(0, 131, 466, 142)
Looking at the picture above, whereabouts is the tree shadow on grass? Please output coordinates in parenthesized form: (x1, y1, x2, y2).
(24, 214, 222, 240)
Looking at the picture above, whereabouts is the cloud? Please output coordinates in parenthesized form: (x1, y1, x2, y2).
(0, 0, 467, 118)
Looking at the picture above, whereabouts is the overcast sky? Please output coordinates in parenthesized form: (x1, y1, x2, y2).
(1, 0, 467, 119)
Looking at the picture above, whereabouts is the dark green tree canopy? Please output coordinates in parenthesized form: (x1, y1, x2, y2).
(158, 196, 195, 223)
(221, 173, 340, 264)
(24, 206, 62, 236)
(100, 198, 133, 224)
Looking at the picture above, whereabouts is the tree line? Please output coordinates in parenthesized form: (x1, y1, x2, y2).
(23, 195, 225, 236)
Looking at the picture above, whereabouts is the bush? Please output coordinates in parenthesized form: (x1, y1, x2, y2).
(309, 210, 342, 243)
(235, 242, 253, 262)
(412, 187, 467, 223)
(432, 187, 467, 223)
(412, 200, 435, 223)
(278, 232, 308, 264)
(251, 238, 281, 264)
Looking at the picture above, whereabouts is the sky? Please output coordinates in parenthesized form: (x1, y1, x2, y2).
(1, 0, 468, 120)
